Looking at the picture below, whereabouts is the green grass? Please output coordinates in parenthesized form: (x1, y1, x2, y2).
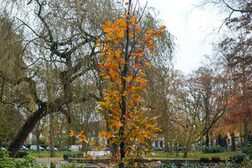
(28, 151, 80, 158)
(28, 150, 238, 160)
(147, 151, 239, 160)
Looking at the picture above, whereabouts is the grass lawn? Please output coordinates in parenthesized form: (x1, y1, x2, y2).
(28, 150, 239, 160)
(28, 151, 80, 158)
(147, 151, 239, 160)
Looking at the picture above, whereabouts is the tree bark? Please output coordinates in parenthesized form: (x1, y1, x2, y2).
(8, 102, 47, 157)
(183, 148, 188, 158)
(243, 119, 249, 147)
(231, 132, 236, 151)
(205, 133, 210, 147)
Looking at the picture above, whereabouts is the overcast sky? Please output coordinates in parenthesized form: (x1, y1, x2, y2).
(143, 0, 224, 74)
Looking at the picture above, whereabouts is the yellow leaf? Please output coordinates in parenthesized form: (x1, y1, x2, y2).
(131, 17, 137, 25)
(145, 61, 152, 68)
(84, 155, 93, 160)
(98, 131, 112, 139)
(97, 101, 107, 107)
(139, 71, 146, 77)
(147, 29, 154, 35)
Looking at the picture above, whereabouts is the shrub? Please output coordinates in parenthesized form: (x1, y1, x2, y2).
(0, 151, 47, 168)
(241, 146, 252, 160)
(202, 146, 226, 153)
(63, 154, 71, 160)
(230, 153, 247, 164)
(15, 151, 28, 158)
(199, 157, 210, 163)
(211, 156, 221, 163)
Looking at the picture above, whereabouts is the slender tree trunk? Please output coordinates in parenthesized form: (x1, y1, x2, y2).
(205, 133, 210, 147)
(49, 113, 55, 157)
(183, 147, 188, 158)
(36, 131, 40, 153)
(243, 119, 249, 147)
(35, 121, 41, 153)
(8, 102, 47, 157)
(231, 132, 236, 151)
(119, 1, 131, 167)
(164, 136, 170, 152)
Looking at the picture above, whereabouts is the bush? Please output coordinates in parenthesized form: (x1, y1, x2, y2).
(0, 151, 47, 168)
(199, 157, 210, 163)
(230, 153, 247, 164)
(241, 146, 252, 160)
(15, 151, 28, 158)
(211, 156, 221, 163)
(63, 154, 71, 160)
(202, 146, 226, 153)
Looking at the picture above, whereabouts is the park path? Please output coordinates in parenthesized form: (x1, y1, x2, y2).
(35, 157, 99, 167)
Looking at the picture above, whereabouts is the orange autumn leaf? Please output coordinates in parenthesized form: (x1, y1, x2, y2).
(135, 27, 141, 33)
(149, 116, 159, 121)
(69, 130, 75, 137)
(125, 76, 133, 82)
(159, 26, 166, 30)
(147, 29, 154, 35)
(135, 77, 147, 84)
(148, 40, 154, 45)
(141, 85, 148, 91)
(112, 121, 123, 128)
(103, 21, 112, 27)
(98, 131, 112, 139)
(97, 64, 103, 69)
(122, 91, 127, 96)
(115, 49, 122, 57)
(104, 27, 113, 33)
(118, 18, 127, 28)
(84, 155, 93, 160)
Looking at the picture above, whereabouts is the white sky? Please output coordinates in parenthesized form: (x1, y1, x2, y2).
(143, 0, 224, 74)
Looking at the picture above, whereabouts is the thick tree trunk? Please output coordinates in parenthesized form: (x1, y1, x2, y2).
(8, 102, 47, 157)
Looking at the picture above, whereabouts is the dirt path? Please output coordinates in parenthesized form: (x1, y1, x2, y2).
(36, 157, 63, 162)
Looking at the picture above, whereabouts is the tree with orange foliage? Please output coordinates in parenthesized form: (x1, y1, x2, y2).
(71, 1, 167, 167)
